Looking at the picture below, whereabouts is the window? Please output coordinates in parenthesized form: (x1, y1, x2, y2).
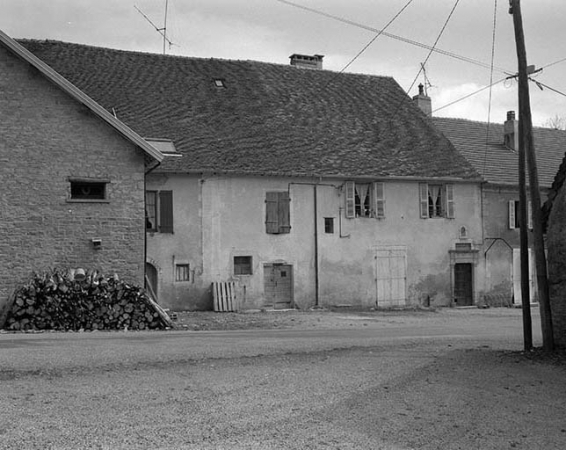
(265, 191, 291, 234)
(234, 256, 252, 275)
(324, 217, 334, 234)
(509, 200, 532, 229)
(419, 183, 454, 219)
(175, 264, 190, 282)
(345, 181, 385, 219)
(146, 190, 174, 233)
(69, 180, 108, 201)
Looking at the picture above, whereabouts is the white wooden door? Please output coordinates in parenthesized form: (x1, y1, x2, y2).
(512, 248, 536, 304)
(374, 246, 407, 307)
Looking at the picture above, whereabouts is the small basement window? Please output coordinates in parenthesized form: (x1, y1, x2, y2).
(234, 256, 252, 275)
(69, 180, 108, 201)
(175, 264, 190, 282)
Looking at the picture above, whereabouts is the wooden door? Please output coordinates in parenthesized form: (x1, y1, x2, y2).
(263, 264, 293, 309)
(374, 247, 407, 307)
(454, 263, 473, 306)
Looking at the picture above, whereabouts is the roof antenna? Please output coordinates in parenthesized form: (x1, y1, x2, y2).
(420, 62, 435, 95)
(134, 1, 174, 54)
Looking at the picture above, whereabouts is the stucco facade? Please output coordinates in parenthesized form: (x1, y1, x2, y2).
(147, 174, 483, 310)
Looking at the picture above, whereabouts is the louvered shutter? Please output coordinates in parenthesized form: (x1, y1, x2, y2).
(345, 181, 355, 218)
(159, 190, 174, 233)
(374, 182, 385, 218)
(278, 191, 291, 233)
(445, 184, 455, 218)
(509, 200, 516, 229)
(419, 183, 429, 219)
(265, 192, 280, 234)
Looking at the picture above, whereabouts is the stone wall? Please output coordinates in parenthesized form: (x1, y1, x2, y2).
(546, 181, 566, 348)
(0, 45, 146, 312)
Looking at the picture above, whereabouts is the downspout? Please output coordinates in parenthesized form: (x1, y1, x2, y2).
(314, 184, 319, 307)
(143, 160, 161, 287)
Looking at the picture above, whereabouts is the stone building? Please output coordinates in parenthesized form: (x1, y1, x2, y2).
(0, 31, 163, 319)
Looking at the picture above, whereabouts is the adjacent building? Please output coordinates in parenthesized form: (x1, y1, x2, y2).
(0, 31, 163, 318)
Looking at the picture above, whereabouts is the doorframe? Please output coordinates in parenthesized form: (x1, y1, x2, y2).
(449, 246, 479, 306)
(263, 262, 294, 309)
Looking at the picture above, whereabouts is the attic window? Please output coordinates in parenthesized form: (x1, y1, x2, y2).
(213, 78, 226, 88)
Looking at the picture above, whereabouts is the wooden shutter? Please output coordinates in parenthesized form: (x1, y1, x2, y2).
(445, 184, 455, 218)
(265, 192, 280, 234)
(508, 200, 516, 229)
(278, 191, 291, 233)
(419, 183, 429, 219)
(374, 182, 385, 219)
(159, 190, 174, 233)
(345, 181, 355, 219)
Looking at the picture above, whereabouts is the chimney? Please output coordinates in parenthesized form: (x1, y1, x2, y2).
(289, 54, 324, 70)
(412, 84, 432, 116)
(504, 110, 519, 151)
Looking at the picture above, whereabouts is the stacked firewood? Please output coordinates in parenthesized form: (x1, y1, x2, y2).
(4, 268, 172, 332)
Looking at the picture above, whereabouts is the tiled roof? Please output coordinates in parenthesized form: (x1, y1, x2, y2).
(433, 117, 566, 188)
(0, 31, 163, 163)
(20, 39, 479, 180)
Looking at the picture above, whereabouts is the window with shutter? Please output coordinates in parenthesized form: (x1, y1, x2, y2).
(146, 190, 173, 233)
(345, 181, 355, 218)
(445, 184, 455, 219)
(419, 183, 429, 218)
(419, 183, 454, 219)
(159, 190, 174, 233)
(509, 200, 517, 229)
(145, 191, 157, 231)
(374, 182, 385, 219)
(509, 199, 532, 230)
(265, 191, 291, 234)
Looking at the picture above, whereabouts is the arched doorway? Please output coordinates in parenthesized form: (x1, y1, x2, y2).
(145, 262, 158, 298)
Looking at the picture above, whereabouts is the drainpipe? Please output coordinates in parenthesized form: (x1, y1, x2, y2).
(143, 160, 161, 287)
(314, 184, 319, 307)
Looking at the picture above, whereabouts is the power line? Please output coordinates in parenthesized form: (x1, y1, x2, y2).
(483, 0, 499, 177)
(275, 0, 511, 75)
(432, 77, 508, 113)
(404, 0, 461, 97)
(338, 0, 415, 74)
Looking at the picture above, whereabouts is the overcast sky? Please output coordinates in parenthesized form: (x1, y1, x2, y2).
(1, 0, 565, 127)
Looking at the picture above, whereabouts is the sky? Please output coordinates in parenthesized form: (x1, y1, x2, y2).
(1, 0, 566, 127)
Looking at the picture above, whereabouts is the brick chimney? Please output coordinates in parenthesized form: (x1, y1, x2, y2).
(412, 84, 432, 116)
(289, 54, 324, 70)
(504, 111, 519, 151)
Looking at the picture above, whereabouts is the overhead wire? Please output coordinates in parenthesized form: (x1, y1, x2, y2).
(275, 0, 511, 74)
(432, 77, 508, 113)
(482, 0, 499, 177)
(404, 0, 461, 97)
(337, 0, 415, 75)
(389, 0, 462, 120)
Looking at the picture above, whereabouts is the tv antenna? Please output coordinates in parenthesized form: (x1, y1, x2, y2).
(420, 62, 435, 95)
(134, 1, 174, 54)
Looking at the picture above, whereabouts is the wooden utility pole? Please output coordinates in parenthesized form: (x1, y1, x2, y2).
(510, 0, 554, 351)
(517, 109, 533, 350)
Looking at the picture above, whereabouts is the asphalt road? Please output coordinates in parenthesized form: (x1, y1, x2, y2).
(2, 307, 564, 450)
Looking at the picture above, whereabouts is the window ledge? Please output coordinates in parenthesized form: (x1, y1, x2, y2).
(66, 199, 110, 204)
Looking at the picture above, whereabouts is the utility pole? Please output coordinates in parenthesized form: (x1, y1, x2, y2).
(518, 111, 533, 351)
(509, 0, 554, 351)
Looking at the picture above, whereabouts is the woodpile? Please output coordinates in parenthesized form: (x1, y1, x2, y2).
(3, 268, 172, 332)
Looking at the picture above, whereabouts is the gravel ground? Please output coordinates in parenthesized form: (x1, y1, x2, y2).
(1, 307, 565, 449)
